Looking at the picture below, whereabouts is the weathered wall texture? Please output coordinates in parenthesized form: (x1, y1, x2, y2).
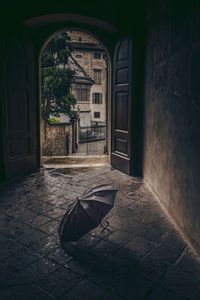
(41, 120, 70, 156)
(143, 1, 200, 253)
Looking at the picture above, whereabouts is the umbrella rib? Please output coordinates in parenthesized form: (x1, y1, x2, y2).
(58, 186, 118, 242)
(78, 199, 110, 226)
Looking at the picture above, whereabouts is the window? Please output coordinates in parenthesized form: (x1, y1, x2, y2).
(76, 85, 89, 102)
(92, 93, 103, 104)
(93, 52, 101, 59)
(93, 69, 102, 84)
(94, 112, 100, 118)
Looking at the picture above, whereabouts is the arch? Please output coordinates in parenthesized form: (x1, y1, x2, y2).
(27, 15, 141, 175)
(24, 14, 119, 165)
(0, 12, 144, 178)
(39, 27, 112, 162)
(24, 14, 118, 34)
(24, 13, 120, 58)
(40, 27, 111, 58)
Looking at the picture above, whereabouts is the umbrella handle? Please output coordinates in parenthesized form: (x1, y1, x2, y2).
(100, 220, 110, 232)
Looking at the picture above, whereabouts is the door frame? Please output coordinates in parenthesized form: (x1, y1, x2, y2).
(38, 27, 112, 162)
(0, 14, 144, 178)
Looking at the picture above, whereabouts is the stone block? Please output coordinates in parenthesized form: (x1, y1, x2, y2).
(38, 266, 81, 298)
(113, 273, 154, 300)
(60, 279, 107, 300)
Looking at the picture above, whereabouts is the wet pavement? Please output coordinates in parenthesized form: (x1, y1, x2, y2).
(0, 166, 200, 299)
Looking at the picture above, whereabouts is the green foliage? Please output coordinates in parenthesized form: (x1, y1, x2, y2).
(48, 117, 60, 124)
(41, 32, 77, 119)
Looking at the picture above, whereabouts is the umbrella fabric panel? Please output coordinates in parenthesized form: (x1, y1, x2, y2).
(79, 200, 111, 225)
(58, 200, 96, 242)
(79, 186, 117, 205)
(58, 185, 118, 242)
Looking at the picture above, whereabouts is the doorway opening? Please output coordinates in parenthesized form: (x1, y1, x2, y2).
(0, 14, 140, 179)
(39, 29, 110, 168)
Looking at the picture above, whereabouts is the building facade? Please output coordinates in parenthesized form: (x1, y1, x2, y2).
(68, 31, 107, 127)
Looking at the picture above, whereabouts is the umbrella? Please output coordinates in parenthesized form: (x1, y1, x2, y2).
(58, 185, 118, 242)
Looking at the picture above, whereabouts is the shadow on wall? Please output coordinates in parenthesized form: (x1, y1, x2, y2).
(143, 0, 200, 256)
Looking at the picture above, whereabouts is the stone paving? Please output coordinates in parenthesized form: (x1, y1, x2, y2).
(0, 165, 200, 299)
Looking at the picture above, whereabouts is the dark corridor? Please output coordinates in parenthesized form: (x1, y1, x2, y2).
(0, 0, 200, 299)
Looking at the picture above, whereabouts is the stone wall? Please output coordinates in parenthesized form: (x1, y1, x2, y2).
(143, 0, 200, 254)
(41, 120, 71, 156)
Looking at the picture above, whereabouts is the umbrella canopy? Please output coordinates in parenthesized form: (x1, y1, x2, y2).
(58, 185, 118, 242)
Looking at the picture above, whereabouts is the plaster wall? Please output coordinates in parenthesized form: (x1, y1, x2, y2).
(143, 1, 200, 253)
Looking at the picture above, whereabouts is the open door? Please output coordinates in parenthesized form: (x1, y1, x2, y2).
(111, 37, 133, 174)
(0, 27, 38, 178)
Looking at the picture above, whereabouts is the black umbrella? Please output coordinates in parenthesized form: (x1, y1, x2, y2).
(58, 185, 118, 242)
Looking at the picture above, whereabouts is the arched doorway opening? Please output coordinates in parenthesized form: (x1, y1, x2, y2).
(0, 13, 143, 178)
(39, 28, 111, 168)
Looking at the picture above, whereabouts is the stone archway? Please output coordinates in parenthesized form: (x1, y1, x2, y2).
(0, 13, 143, 178)
(39, 28, 111, 165)
(24, 14, 118, 168)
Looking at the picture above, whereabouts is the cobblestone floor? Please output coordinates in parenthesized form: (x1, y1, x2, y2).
(0, 166, 200, 300)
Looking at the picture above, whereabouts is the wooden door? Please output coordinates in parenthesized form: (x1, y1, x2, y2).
(111, 37, 133, 174)
(0, 28, 38, 178)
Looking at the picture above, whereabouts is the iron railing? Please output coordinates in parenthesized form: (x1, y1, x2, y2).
(80, 123, 106, 143)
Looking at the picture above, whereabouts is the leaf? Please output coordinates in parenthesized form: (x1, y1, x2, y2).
(41, 32, 77, 118)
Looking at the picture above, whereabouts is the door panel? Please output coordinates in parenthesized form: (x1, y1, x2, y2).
(111, 37, 133, 174)
(115, 92, 128, 131)
(0, 28, 38, 178)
